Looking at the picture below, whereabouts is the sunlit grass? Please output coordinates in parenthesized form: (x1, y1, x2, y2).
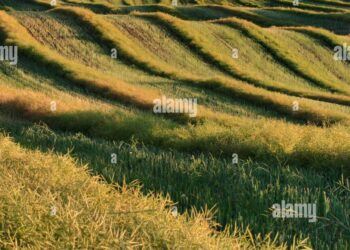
(1, 1, 350, 249)
(2, 134, 289, 249)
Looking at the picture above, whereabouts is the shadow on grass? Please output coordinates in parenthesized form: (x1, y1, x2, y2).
(0, 0, 50, 11)
(0, 113, 348, 249)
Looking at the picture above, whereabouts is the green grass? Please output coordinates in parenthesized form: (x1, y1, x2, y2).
(1, 1, 350, 249)
(213, 17, 350, 96)
(15, 7, 350, 126)
(135, 12, 350, 104)
(3, 130, 289, 249)
(254, 8, 350, 35)
(0, 118, 347, 249)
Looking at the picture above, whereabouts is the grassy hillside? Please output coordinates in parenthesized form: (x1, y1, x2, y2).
(3, 134, 291, 249)
(0, 0, 349, 249)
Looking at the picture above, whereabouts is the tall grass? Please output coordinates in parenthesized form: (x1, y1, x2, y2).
(2, 9, 350, 172)
(2, 83, 350, 174)
(7, 9, 350, 129)
(0, 2, 350, 248)
(2, 133, 294, 249)
(1, 119, 348, 249)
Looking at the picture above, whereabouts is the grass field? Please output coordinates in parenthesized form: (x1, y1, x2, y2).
(0, 0, 349, 249)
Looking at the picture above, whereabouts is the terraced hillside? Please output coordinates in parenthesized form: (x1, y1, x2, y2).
(0, 0, 349, 249)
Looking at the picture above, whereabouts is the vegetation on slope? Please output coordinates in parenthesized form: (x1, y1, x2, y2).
(1, 0, 350, 249)
(213, 16, 350, 95)
(0, 10, 162, 111)
(2, 134, 290, 249)
(47, 7, 350, 126)
(5, 121, 350, 249)
(2, 80, 350, 177)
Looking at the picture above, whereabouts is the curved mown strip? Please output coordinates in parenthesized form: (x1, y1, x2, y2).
(312, 0, 350, 7)
(260, 7, 350, 26)
(4, 9, 343, 127)
(214, 17, 350, 95)
(192, 77, 350, 126)
(0, 10, 328, 130)
(4, 7, 348, 127)
(0, 0, 50, 11)
(114, 4, 185, 17)
(198, 5, 288, 24)
(285, 26, 350, 56)
(0, 9, 208, 124)
(53, 6, 298, 91)
(2, 84, 350, 174)
(306, 0, 350, 8)
(235, 0, 344, 12)
(199, 5, 350, 33)
(274, 0, 345, 13)
(61, 0, 120, 13)
(0, 10, 274, 126)
(47, 7, 350, 126)
(137, 12, 316, 94)
(136, 13, 350, 97)
(0, 10, 162, 111)
(135, 12, 350, 104)
(51, 7, 196, 80)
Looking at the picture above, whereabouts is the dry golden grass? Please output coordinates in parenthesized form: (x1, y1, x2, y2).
(3, 134, 296, 249)
(2, 82, 350, 175)
(3, 8, 348, 127)
(48, 7, 350, 125)
(3, 8, 350, 171)
(283, 25, 350, 48)
(213, 17, 350, 95)
(140, 11, 350, 101)
(0, 10, 161, 111)
(0, 3, 348, 249)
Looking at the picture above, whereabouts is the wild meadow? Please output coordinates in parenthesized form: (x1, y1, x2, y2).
(0, 0, 349, 249)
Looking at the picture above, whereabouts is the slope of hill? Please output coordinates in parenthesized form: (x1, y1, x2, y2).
(2, 134, 292, 249)
(0, 0, 349, 249)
